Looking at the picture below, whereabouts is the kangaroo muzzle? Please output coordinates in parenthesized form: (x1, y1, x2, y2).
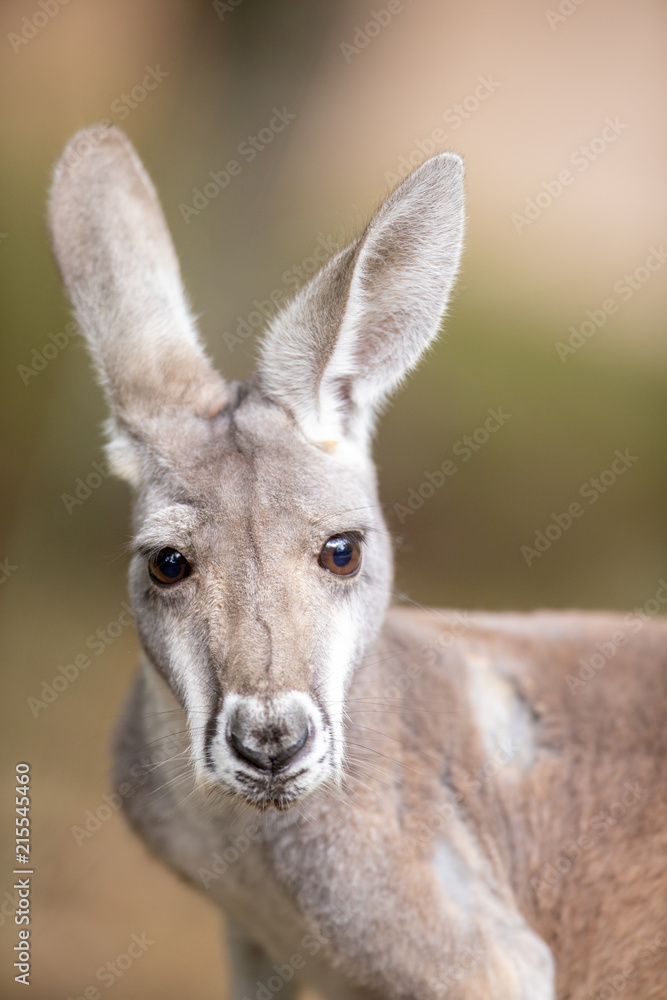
(228, 698, 311, 773)
(208, 691, 332, 807)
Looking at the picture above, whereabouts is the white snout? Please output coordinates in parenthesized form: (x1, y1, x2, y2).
(209, 691, 332, 807)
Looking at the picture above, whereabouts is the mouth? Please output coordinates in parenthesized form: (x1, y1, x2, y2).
(226, 765, 322, 811)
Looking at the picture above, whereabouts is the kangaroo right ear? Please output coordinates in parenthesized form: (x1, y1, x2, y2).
(257, 152, 465, 449)
(48, 125, 226, 484)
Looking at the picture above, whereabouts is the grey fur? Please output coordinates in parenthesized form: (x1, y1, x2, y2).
(50, 126, 667, 1000)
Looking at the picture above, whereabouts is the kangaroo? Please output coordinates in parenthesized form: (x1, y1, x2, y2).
(49, 125, 667, 1000)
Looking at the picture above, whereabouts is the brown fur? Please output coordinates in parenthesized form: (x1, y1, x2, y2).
(49, 125, 667, 999)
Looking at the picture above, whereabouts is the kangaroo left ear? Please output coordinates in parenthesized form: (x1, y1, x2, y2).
(48, 125, 227, 485)
(257, 153, 465, 446)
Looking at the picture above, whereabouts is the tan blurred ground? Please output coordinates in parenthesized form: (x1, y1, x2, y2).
(1, 0, 666, 996)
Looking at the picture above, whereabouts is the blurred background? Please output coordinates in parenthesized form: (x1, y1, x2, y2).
(1, 0, 666, 996)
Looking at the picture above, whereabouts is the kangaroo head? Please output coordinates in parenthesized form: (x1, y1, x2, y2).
(49, 127, 464, 809)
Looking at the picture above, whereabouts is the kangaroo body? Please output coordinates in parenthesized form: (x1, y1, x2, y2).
(117, 604, 667, 1000)
(48, 126, 667, 999)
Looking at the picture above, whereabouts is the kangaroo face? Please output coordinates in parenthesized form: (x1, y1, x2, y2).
(49, 126, 464, 811)
(128, 384, 392, 808)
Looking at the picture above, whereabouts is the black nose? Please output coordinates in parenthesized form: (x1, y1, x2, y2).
(228, 724, 309, 773)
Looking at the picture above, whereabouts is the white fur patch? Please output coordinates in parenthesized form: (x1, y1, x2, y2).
(434, 840, 477, 913)
(433, 835, 555, 999)
(466, 653, 538, 774)
(104, 421, 142, 486)
(318, 604, 360, 781)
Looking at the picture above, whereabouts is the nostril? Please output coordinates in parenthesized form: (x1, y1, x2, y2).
(271, 726, 309, 772)
(229, 731, 272, 772)
(228, 724, 310, 774)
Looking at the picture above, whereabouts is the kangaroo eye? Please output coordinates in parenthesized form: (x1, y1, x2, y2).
(318, 536, 361, 577)
(148, 548, 190, 585)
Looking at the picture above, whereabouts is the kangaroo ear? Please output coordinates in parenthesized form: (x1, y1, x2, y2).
(48, 125, 226, 483)
(257, 153, 465, 447)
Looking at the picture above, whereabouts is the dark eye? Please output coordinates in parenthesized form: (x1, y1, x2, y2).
(148, 548, 190, 585)
(318, 536, 361, 577)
